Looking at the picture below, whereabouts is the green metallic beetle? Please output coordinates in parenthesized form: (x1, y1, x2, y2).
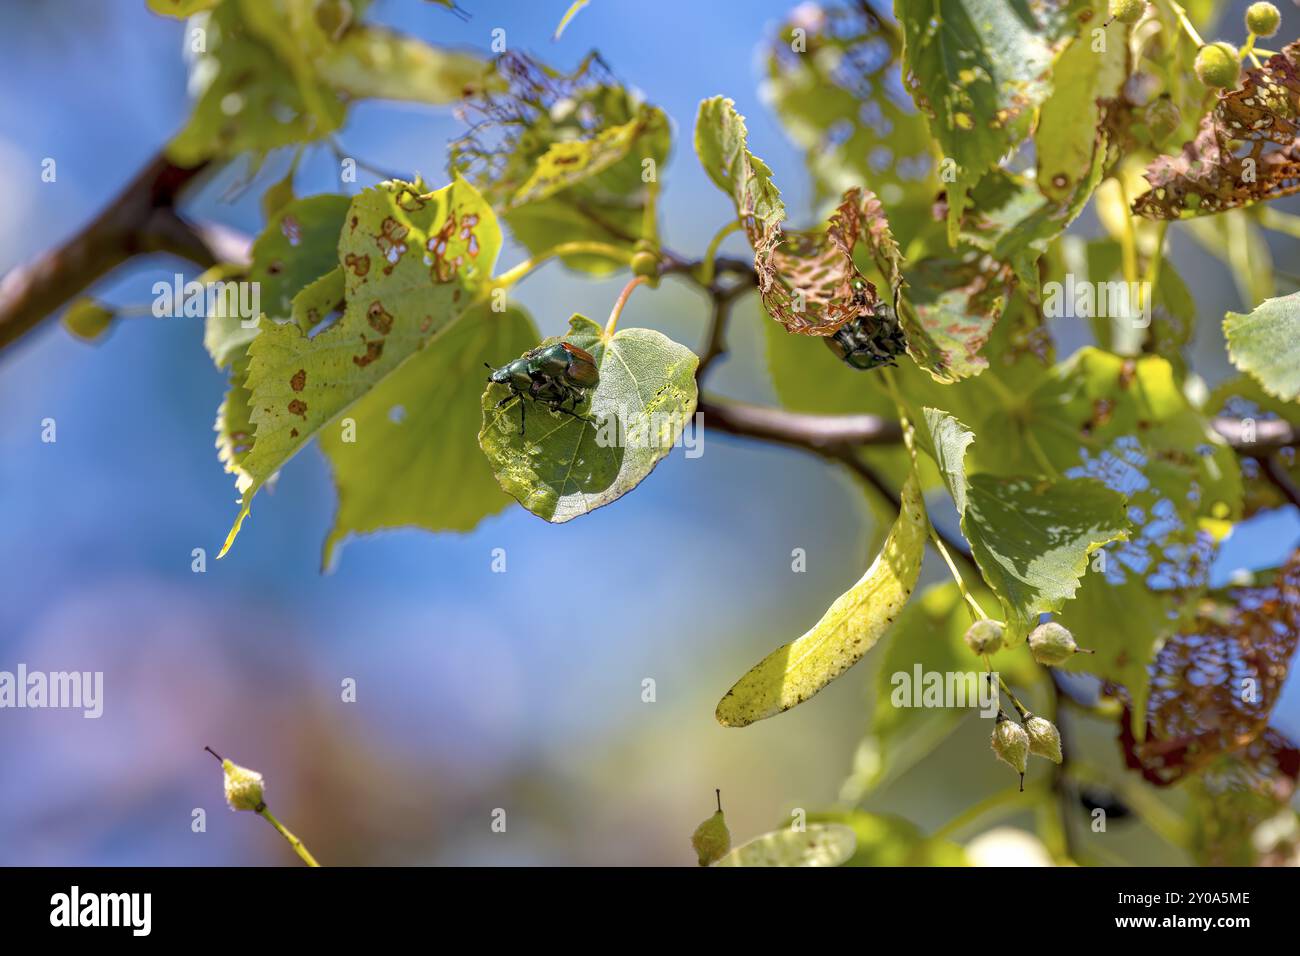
(824, 297, 908, 371)
(486, 340, 600, 434)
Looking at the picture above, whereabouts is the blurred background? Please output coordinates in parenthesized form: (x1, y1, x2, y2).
(0, 0, 1297, 865)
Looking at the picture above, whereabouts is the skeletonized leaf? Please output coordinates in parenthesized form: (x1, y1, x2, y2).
(479, 315, 698, 523)
(220, 175, 500, 556)
(920, 408, 1130, 645)
(712, 823, 857, 867)
(1224, 293, 1300, 401)
(716, 472, 926, 727)
(450, 53, 669, 276)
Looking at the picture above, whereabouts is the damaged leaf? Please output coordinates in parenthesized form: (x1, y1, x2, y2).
(478, 314, 698, 523)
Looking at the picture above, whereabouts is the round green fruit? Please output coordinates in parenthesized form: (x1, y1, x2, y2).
(1195, 42, 1241, 90)
(1109, 0, 1145, 25)
(1246, 2, 1281, 38)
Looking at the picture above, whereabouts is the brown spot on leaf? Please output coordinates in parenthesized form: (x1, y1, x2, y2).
(288, 398, 308, 418)
(353, 339, 384, 367)
(367, 300, 393, 335)
(290, 368, 306, 392)
(345, 252, 370, 277)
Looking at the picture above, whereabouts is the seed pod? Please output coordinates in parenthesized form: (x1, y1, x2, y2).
(1108, 0, 1145, 25)
(1194, 42, 1241, 90)
(1023, 713, 1063, 764)
(1028, 622, 1091, 666)
(691, 790, 731, 866)
(1245, 2, 1281, 38)
(991, 711, 1030, 791)
(963, 619, 1005, 656)
(220, 758, 266, 812)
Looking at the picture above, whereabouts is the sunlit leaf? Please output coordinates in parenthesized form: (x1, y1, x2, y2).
(693, 95, 784, 234)
(318, 26, 491, 103)
(896, 0, 1056, 229)
(920, 408, 1130, 645)
(716, 472, 926, 727)
(250, 194, 351, 323)
(711, 823, 857, 867)
(1224, 292, 1300, 402)
(221, 175, 501, 555)
(478, 314, 698, 523)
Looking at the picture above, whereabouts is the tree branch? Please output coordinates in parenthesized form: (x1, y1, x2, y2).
(0, 152, 221, 351)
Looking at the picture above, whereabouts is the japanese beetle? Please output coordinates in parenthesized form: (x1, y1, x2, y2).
(486, 341, 600, 434)
(824, 299, 908, 371)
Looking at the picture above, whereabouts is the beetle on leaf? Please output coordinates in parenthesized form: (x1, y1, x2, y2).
(486, 341, 601, 435)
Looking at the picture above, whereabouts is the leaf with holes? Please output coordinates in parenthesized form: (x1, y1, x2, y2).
(920, 408, 1131, 645)
(219, 175, 501, 556)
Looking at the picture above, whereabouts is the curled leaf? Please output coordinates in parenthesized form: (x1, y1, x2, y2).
(1133, 43, 1300, 219)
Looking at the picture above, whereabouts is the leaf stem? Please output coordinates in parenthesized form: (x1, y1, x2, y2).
(880, 367, 989, 622)
(494, 242, 633, 289)
(1161, 0, 1205, 48)
(1256, 206, 1300, 240)
(641, 178, 660, 247)
(699, 220, 744, 287)
(257, 807, 321, 867)
(605, 275, 648, 337)
(931, 784, 1036, 843)
(998, 676, 1030, 720)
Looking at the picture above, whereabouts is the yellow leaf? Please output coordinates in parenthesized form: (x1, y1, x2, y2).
(715, 472, 926, 726)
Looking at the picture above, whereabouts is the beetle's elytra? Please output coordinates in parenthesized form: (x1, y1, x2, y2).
(487, 341, 600, 435)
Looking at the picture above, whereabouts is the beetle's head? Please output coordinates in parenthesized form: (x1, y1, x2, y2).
(485, 362, 510, 384)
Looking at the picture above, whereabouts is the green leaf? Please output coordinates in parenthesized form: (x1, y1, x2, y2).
(317, 26, 491, 104)
(807, 811, 968, 866)
(478, 315, 699, 523)
(220, 175, 501, 556)
(250, 194, 351, 323)
(320, 302, 538, 568)
(1035, 7, 1126, 204)
(512, 111, 661, 207)
(711, 823, 857, 867)
(902, 256, 1015, 383)
(920, 407, 1131, 645)
(896, 0, 1056, 210)
(693, 95, 785, 233)
(1224, 293, 1300, 402)
(715, 472, 926, 727)
(763, 4, 941, 249)
(62, 298, 115, 342)
(168, 2, 344, 165)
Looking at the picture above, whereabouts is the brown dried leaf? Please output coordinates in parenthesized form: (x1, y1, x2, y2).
(754, 187, 880, 336)
(1133, 43, 1300, 219)
(1117, 550, 1300, 786)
